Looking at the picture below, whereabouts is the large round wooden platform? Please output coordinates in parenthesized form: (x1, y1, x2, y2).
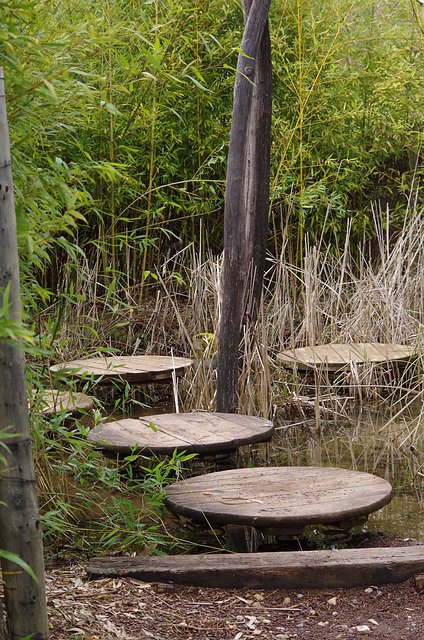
(88, 412, 275, 456)
(277, 342, 414, 372)
(50, 355, 193, 384)
(165, 466, 393, 535)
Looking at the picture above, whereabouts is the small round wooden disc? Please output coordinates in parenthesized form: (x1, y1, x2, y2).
(165, 466, 393, 529)
(36, 390, 94, 416)
(88, 412, 274, 456)
(50, 355, 193, 383)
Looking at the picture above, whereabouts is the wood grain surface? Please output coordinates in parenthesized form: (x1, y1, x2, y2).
(88, 412, 274, 456)
(50, 355, 193, 382)
(87, 546, 424, 589)
(165, 466, 393, 530)
(277, 343, 415, 371)
(38, 391, 94, 416)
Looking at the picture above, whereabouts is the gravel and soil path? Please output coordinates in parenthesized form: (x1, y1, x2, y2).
(46, 535, 424, 640)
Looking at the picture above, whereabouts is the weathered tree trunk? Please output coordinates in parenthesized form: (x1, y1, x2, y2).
(216, 0, 272, 413)
(0, 67, 49, 640)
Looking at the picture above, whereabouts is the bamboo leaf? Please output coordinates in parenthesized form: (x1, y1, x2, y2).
(0, 550, 38, 583)
(184, 74, 210, 92)
(41, 78, 58, 100)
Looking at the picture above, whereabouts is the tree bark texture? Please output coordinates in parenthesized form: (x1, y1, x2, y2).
(216, 0, 272, 413)
(87, 546, 424, 589)
(0, 67, 49, 640)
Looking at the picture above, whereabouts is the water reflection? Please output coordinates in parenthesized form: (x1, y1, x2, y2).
(104, 396, 424, 543)
(368, 495, 424, 541)
(264, 400, 424, 541)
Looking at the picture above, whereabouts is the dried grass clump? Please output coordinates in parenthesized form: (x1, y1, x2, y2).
(187, 204, 424, 412)
(48, 202, 424, 417)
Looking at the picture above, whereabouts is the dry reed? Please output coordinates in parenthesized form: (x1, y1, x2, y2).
(45, 203, 424, 428)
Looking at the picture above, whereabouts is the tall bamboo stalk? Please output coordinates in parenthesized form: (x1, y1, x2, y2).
(195, 0, 202, 244)
(107, 0, 116, 274)
(139, 0, 159, 303)
(297, 0, 304, 267)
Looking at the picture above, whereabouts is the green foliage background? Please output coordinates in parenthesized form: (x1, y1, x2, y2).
(3, 0, 424, 308)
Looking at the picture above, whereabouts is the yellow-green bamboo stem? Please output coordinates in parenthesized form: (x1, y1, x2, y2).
(107, 0, 115, 275)
(139, 0, 159, 303)
(297, 0, 304, 268)
(272, 0, 356, 192)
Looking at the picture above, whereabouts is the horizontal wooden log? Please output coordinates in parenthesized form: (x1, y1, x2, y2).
(87, 546, 424, 590)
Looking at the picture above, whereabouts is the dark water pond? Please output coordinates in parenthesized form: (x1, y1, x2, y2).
(263, 400, 424, 542)
(107, 395, 424, 545)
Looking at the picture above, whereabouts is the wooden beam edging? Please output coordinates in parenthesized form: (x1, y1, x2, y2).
(87, 546, 424, 590)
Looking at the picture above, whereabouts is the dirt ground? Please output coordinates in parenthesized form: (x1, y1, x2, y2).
(46, 534, 424, 640)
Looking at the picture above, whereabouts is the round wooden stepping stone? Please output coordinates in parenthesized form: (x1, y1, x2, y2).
(34, 390, 94, 417)
(165, 466, 393, 535)
(277, 342, 415, 372)
(88, 412, 274, 456)
(50, 355, 193, 383)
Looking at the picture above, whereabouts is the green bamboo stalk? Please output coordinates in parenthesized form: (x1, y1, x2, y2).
(107, 0, 116, 275)
(139, 0, 159, 303)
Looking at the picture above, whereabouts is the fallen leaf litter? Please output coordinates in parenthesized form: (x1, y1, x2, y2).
(41, 562, 424, 640)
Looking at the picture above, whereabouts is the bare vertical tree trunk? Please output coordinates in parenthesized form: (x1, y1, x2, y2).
(0, 67, 49, 640)
(216, 0, 272, 413)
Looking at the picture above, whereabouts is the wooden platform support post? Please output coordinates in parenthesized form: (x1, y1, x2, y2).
(216, 0, 272, 413)
(0, 67, 49, 640)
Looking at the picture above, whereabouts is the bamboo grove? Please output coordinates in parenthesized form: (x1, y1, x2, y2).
(2, 0, 424, 312)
